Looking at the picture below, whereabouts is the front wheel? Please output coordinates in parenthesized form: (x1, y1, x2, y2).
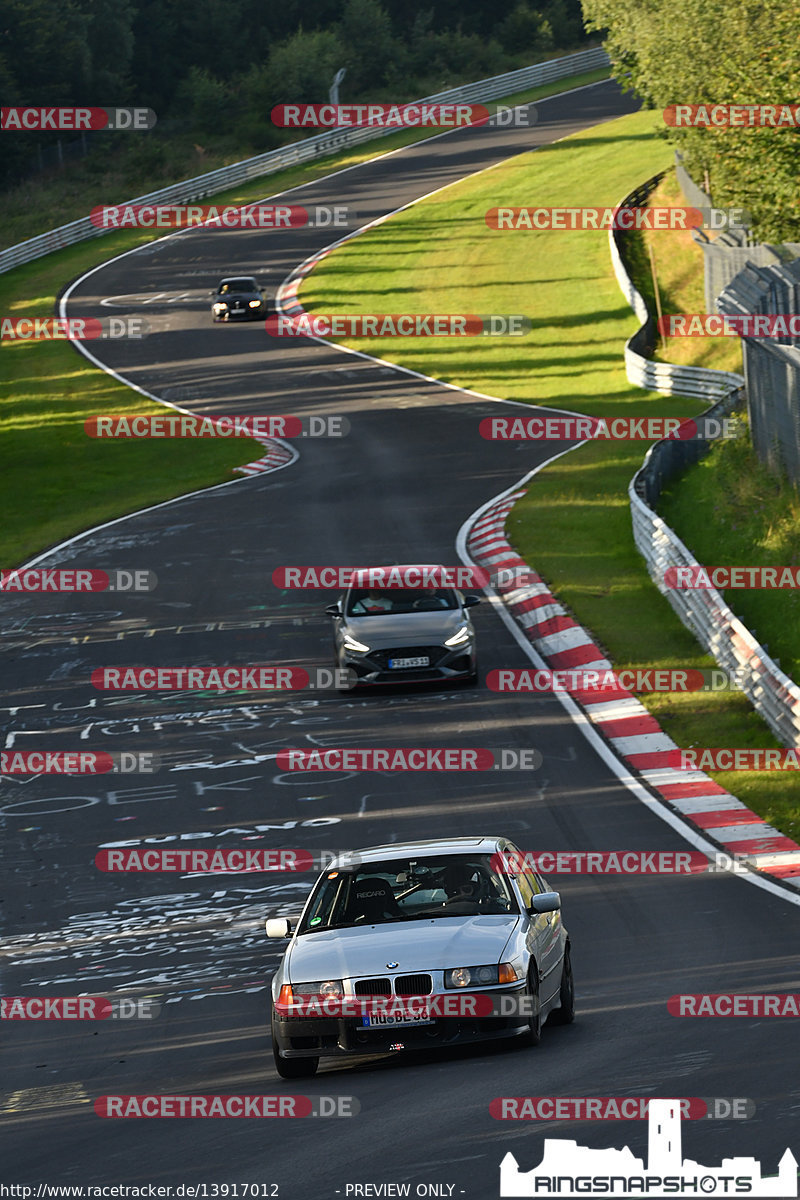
(518, 968, 542, 1046)
(549, 945, 575, 1025)
(272, 1019, 318, 1079)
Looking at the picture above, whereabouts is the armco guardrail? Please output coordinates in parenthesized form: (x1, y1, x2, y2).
(608, 174, 744, 400)
(612, 178, 800, 748)
(0, 46, 609, 276)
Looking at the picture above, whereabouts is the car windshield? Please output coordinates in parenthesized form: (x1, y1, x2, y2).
(219, 279, 256, 293)
(346, 587, 458, 616)
(297, 854, 518, 933)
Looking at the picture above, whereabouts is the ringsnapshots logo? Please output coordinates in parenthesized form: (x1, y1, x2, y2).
(1, 107, 156, 131)
(90, 666, 357, 692)
(486, 207, 748, 232)
(265, 314, 530, 338)
(1, 317, 149, 341)
(0, 568, 156, 592)
(499, 1098, 797, 1197)
(84, 414, 349, 439)
(90, 204, 353, 230)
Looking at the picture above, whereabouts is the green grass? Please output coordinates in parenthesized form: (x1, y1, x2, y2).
(0, 66, 610, 570)
(1, 66, 610, 251)
(300, 107, 800, 841)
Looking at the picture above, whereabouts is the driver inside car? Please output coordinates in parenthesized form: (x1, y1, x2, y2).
(352, 589, 394, 614)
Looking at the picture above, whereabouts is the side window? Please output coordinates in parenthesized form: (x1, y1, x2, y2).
(517, 868, 544, 910)
(516, 871, 534, 909)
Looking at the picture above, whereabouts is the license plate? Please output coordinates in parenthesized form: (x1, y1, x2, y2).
(388, 656, 430, 669)
(361, 1011, 434, 1028)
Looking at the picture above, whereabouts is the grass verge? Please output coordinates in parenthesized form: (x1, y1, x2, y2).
(0, 67, 609, 569)
(299, 107, 800, 841)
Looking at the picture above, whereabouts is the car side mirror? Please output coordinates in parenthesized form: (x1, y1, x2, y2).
(325, 603, 341, 616)
(530, 891, 561, 914)
(265, 918, 292, 938)
(463, 595, 481, 608)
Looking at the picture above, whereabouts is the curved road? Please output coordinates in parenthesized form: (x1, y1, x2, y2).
(1, 80, 798, 1197)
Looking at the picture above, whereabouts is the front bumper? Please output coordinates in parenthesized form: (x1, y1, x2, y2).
(340, 644, 476, 686)
(212, 304, 265, 321)
(272, 987, 527, 1059)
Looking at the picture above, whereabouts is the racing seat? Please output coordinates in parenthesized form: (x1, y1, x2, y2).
(350, 878, 402, 923)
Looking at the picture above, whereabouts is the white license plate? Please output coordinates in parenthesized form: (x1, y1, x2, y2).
(361, 1011, 435, 1028)
(388, 656, 430, 669)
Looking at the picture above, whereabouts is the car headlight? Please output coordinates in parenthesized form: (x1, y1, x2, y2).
(248, 299, 261, 308)
(213, 302, 226, 311)
(342, 634, 370, 653)
(445, 963, 518, 988)
(444, 624, 471, 647)
(292, 980, 343, 996)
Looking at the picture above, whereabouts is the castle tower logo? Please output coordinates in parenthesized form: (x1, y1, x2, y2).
(500, 1099, 797, 1197)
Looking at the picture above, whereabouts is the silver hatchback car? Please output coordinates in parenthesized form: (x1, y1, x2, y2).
(266, 836, 574, 1077)
(326, 566, 480, 687)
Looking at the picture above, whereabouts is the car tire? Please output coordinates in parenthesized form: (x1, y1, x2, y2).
(548, 944, 575, 1025)
(272, 1018, 318, 1079)
(518, 967, 542, 1046)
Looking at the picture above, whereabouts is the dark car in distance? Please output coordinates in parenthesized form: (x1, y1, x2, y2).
(210, 277, 268, 322)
